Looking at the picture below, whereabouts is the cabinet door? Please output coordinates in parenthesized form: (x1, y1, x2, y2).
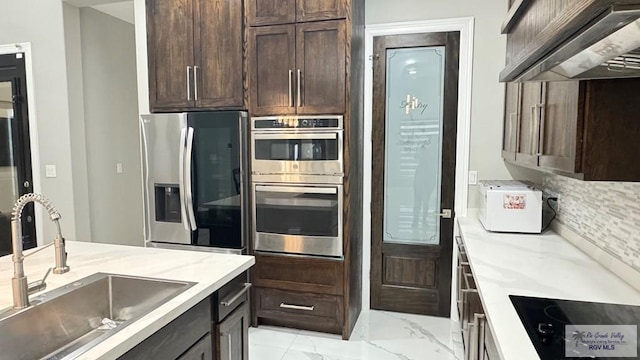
(147, 0, 195, 111)
(248, 25, 296, 115)
(502, 82, 520, 161)
(193, 0, 244, 108)
(217, 303, 249, 360)
(295, 21, 346, 115)
(538, 81, 583, 173)
(247, 0, 295, 26)
(177, 334, 213, 360)
(297, 0, 346, 22)
(515, 82, 542, 166)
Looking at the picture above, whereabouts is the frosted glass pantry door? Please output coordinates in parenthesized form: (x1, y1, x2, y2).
(383, 47, 445, 245)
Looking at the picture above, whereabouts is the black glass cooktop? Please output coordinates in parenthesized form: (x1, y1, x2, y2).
(510, 295, 640, 360)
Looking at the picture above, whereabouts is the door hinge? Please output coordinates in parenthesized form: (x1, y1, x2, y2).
(12, 94, 23, 104)
(368, 54, 380, 61)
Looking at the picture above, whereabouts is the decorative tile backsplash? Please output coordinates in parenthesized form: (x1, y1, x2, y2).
(543, 174, 640, 271)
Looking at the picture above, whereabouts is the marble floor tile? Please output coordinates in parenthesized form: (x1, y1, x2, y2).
(249, 310, 463, 360)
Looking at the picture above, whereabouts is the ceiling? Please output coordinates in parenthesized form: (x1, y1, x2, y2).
(91, 2, 134, 24)
(64, 0, 135, 24)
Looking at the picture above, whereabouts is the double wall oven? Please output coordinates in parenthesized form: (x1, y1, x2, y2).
(251, 115, 344, 258)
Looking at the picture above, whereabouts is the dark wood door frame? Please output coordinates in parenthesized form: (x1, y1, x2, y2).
(0, 52, 35, 252)
(371, 31, 459, 317)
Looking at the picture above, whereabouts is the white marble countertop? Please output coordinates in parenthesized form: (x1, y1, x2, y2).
(457, 216, 640, 360)
(0, 241, 254, 359)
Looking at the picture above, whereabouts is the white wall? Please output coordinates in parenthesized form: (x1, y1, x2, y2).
(0, 0, 80, 242)
(63, 3, 93, 242)
(79, 7, 143, 246)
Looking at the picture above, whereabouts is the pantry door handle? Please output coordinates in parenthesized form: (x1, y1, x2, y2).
(280, 303, 315, 311)
(434, 209, 452, 219)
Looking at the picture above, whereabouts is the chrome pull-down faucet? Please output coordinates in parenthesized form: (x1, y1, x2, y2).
(11, 193, 69, 310)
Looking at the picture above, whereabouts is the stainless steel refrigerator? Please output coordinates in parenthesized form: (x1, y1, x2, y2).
(140, 111, 249, 254)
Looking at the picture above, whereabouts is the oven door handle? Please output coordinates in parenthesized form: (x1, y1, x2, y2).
(255, 185, 338, 194)
(253, 133, 338, 140)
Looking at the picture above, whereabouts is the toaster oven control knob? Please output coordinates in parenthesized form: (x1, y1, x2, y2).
(301, 119, 308, 127)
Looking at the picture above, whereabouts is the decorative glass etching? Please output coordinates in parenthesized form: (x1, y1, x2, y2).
(383, 47, 445, 245)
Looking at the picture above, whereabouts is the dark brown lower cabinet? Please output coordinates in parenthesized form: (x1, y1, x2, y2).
(119, 272, 250, 360)
(456, 236, 501, 360)
(254, 287, 344, 334)
(118, 299, 212, 360)
(178, 334, 213, 360)
(217, 302, 249, 360)
(252, 253, 352, 337)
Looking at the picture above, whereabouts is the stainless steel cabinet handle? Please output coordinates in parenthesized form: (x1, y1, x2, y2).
(220, 283, 252, 307)
(297, 69, 302, 107)
(193, 65, 199, 101)
(221, 333, 232, 360)
(280, 303, 315, 311)
(466, 321, 476, 360)
(186, 66, 192, 101)
(530, 105, 537, 155)
(537, 104, 546, 156)
(288, 70, 294, 107)
(509, 112, 518, 151)
(478, 315, 486, 360)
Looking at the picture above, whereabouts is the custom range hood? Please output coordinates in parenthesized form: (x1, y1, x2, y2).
(517, 5, 640, 81)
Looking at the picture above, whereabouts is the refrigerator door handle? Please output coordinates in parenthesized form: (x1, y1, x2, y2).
(140, 118, 151, 240)
(178, 127, 190, 231)
(238, 113, 249, 251)
(184, 127, 197, 230)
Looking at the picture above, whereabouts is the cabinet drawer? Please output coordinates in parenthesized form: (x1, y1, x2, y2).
(253, 254, 343, 295)
(254, 287, 343, 334)
(213, 271, 250, 322)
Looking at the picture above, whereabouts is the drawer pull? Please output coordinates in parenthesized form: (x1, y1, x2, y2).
(280, 303, 315, 311)
(220, 283, 252, 307)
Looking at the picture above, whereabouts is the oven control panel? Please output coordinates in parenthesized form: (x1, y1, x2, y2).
(252, 116, 342, 130)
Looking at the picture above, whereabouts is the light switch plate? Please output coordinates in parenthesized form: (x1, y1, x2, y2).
(116, 163, 123, 174)
(45, 164, 57, 178)
(468, 170, 478, 185)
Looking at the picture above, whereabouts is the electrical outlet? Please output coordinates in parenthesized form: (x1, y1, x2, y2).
(545, 191, 560, 212)
(468, 171, 478, 185)
(45, 164, 57, 178)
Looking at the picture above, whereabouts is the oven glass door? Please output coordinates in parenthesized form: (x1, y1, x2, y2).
(252, 132, 342, 175)
(253, 184, 343, 257)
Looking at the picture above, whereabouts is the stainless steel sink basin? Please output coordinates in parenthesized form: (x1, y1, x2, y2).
(0, 273, 195, 360)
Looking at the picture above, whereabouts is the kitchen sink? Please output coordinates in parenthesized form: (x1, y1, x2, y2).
(0, 273, 195, 360)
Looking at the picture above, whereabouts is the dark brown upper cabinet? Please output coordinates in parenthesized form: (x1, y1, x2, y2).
(248, 20, 346, 115)
(247, 0, 346, 26)
(503, 78, 640, 181)
(146, 0, 244, 112)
